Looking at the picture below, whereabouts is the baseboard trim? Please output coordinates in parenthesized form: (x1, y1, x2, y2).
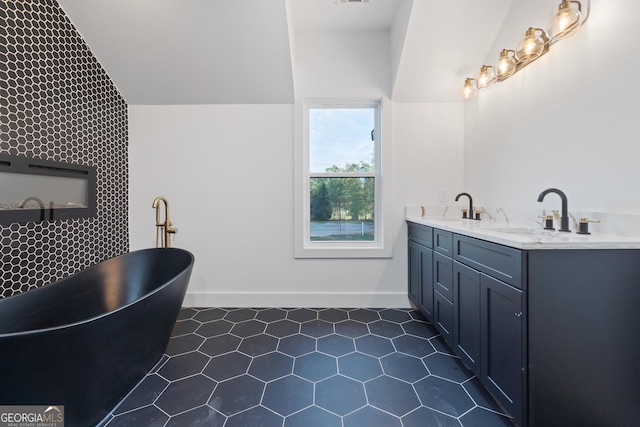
(182, 291, 410, 308)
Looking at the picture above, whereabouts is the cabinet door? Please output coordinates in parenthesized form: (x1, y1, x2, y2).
(433, 290, 453, 346)
(408, 240, 434, 321)
(408, 240, 421, 307)
(433, 252, 453, 302)
(480, 273, 524, 426)
(453, 261, 481, 374)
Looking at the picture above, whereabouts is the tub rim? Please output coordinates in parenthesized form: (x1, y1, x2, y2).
(0, 247, 194, 338)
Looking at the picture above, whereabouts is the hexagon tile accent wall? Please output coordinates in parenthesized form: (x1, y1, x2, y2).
(0, 0, 128, 297)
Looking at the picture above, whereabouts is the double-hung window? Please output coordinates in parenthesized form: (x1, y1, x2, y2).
(294, 98, 392, 258)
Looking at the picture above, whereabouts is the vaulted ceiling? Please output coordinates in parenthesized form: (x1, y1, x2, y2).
(57, 0, 513, 104)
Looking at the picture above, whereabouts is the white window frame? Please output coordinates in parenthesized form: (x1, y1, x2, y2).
(294, 98, 393, 258)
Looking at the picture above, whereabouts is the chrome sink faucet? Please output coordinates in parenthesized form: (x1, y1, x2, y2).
(455, 192, 475, 219)
(537, 188, 571, 232)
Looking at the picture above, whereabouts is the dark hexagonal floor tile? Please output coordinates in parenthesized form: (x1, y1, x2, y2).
(402, 320, 439, 338)
(335, 319, 370, 338)
(171, 319, 199, 337)
(294, 352, 337, 382)
(224, 308, 258, 322)
(107, 404, 168, 427)
(379, 309, 412, 323)
(316, 375, 367, 416)
(176, 308, 198, 321)
(414, 376, 475, 417)
(203, 351, 251, 381)
(248, 351, 294, 381)
(199, 334, 242, 357)
(265, 319, 300, 338)
(402, 406, 462, 427)
(318, 308, 349, 322)
(365, 376, 421, 417)
(155, 375, 216, 416)
(255, 308, 288, 322)
(348, 308, 380, 323)
(459, 407, 514, 426)
(165, 405, 223, 427)
(284, 405, 341, 427)
(112, 374, 169, 415)
(195, 319, 234, 338)
(355, 334, 395, 357)
(263, 375, 313, 416)
(423, 352, 474, 383)
(463, 377, 505, 413)
(230, 319, 267, 337)
(238, 334, 278, 356)
(338, 352, 383, 382)
(317, 334, 355, 357)
(193, 308, 227, 322)
(287, 308, 318, 323)
(368, 320, 404, 338)
(225, 405, 283, 427)
(392, 334, 436, 358)
(381, 353, 429, 383)
(300, 319, 334, 338)
(278, 334, 316, 357)
(208, 374, 265, 416)
(165, 334, 205, 356)
(430, 336, 455, 355)
(158, 351, 210, 381)
(344, 406, 402, 427)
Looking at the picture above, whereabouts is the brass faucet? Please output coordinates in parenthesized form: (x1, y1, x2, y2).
(152, 196, 178, 248)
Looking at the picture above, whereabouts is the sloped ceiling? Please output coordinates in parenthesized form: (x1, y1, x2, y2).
(57, 0, 513, 105)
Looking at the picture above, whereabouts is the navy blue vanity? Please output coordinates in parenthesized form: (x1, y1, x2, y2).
(407, 217, 640, 427)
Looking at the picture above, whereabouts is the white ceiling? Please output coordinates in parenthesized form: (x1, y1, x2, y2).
(57, 0, 513, 104)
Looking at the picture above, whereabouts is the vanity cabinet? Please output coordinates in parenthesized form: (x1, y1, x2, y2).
(408, 222, 526, 426)
(407, 223, 434, 321)
(408, 219, 640, 427)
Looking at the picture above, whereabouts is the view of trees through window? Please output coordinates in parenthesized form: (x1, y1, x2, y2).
(308, 107, 376, 241)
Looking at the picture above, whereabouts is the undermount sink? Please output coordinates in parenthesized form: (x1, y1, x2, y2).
(491, 227, 534, 234)
(488, 227, 556, 238)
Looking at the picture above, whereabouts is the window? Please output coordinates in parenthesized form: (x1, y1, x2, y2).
(294, 99, 392, 258)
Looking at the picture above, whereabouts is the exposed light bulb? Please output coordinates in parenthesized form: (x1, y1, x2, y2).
(462, 78, 476, 99)
(477, 66, 495, 90)
(496, 49, 517, 79)
(515, 28, 546, 61)
(550, 0, 581, 40)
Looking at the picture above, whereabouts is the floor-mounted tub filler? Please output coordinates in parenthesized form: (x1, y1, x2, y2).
(0, 248, 194, 427)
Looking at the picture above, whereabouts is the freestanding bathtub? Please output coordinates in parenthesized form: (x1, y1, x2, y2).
(0, 247, 194, 427)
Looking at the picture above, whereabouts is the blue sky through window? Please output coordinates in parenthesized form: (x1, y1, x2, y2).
(309, 108, 375, 172)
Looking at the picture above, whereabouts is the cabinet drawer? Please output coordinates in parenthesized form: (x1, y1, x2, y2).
(434, 229, 453, 256)
(407, 222, 433, 248)
(453, 235, 525, 289)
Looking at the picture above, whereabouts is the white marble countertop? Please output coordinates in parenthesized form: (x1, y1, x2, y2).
(406, 208, 640, 250)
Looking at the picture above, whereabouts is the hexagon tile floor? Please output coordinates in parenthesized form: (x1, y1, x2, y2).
(99, 308, 515, 427)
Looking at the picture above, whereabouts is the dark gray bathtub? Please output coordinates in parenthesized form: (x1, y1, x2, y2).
(0, 247, 194, 427)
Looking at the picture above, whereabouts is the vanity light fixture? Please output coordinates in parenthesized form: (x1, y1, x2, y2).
(462, 78, 477, 99)
(462, 0, 590, 100)
(477, 65, 496, 90)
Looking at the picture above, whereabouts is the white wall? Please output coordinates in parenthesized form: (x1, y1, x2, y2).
(463, 0, 640, 215)
(129, 28, 463, 308)
(129, 102, 462, 307)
